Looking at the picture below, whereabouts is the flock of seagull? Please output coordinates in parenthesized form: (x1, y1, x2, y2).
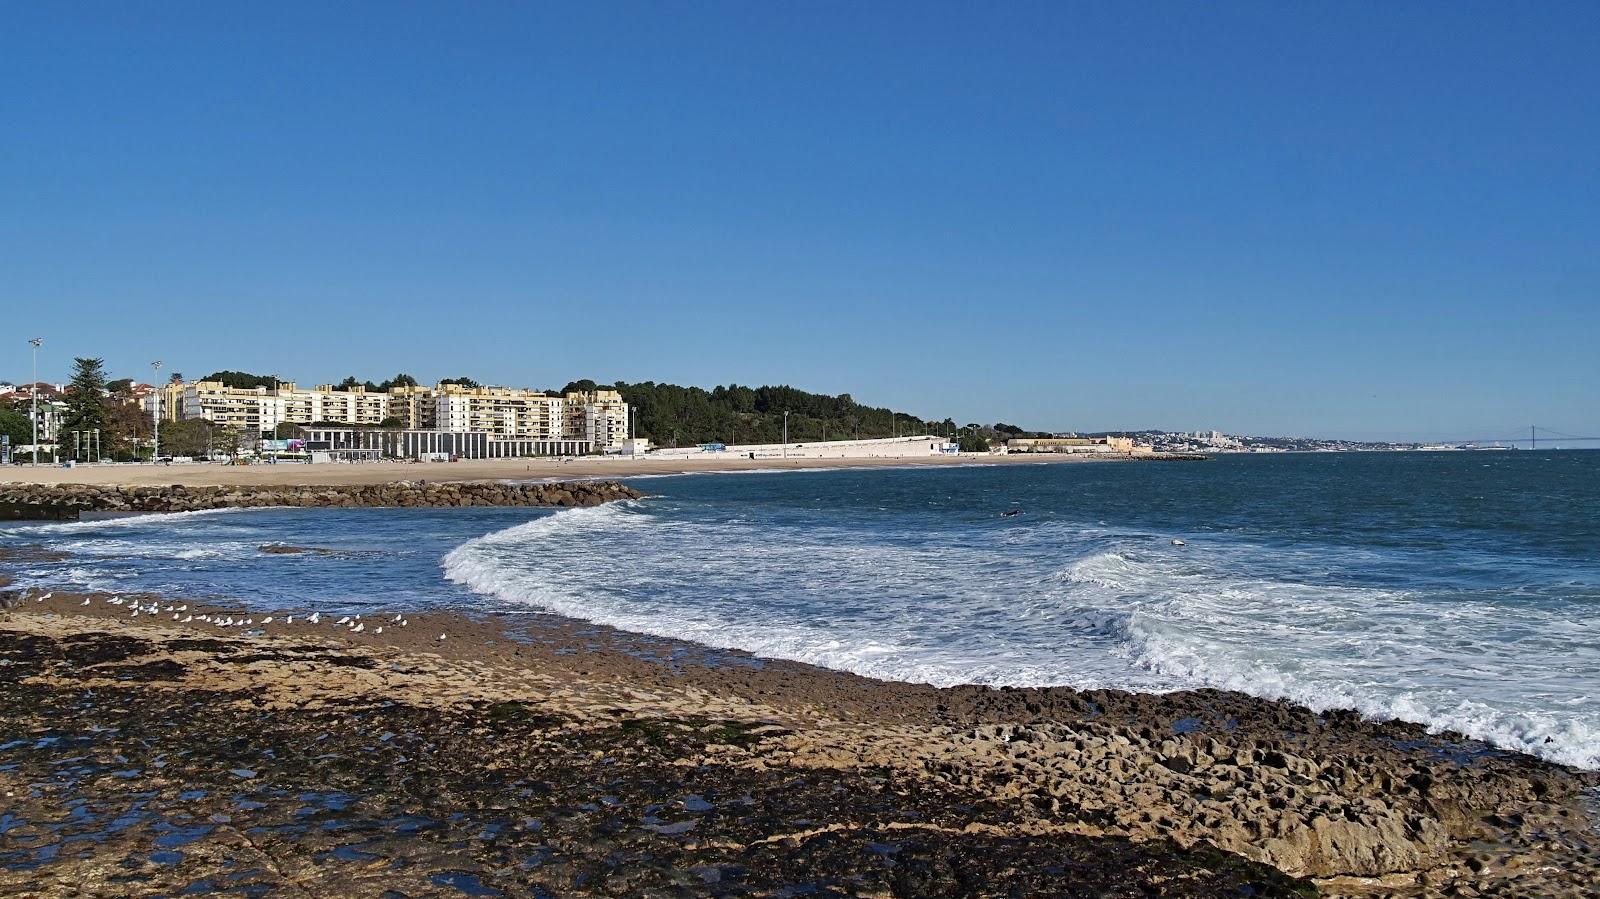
(31, 589, 450, 641)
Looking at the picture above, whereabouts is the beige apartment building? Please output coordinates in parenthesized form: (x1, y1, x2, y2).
(152, 379, 630, 452)
(385, 384, 435, 430)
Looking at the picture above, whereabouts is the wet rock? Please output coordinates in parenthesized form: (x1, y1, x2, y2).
(0, 480, 644, 513)
(0, 625, 1318, 898)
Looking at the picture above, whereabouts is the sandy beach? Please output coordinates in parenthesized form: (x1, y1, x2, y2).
(2, 580, 1597, 897)
(0, 452, 1143, 488)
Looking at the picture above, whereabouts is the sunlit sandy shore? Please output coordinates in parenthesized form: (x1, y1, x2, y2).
(0, 451, 1130, 487)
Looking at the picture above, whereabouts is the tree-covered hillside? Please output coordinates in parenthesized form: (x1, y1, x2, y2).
(562, 380, 958, 447)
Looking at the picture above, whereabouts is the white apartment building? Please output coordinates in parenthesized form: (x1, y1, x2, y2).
(163, 379, 630, 453)
(431, 385, 568, 439)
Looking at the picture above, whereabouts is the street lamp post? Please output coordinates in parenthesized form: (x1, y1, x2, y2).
(782, 410, 790, 459)
(28, 338, 42, 465)
(150, 360, 162, 462)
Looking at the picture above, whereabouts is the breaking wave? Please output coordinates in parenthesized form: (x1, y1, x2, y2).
(443, 498, 1600, 770)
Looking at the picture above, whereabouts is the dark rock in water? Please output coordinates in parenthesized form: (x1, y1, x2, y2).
(0, 500, 82, 522)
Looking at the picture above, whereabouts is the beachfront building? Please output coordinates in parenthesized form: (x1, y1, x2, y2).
(572, 389, 630, 451)
(155, 379, 630, 455)
(430, 384, 567, 438)
(302, 427, 593, 461)
(137, 382, 186, 423)
(0, 383, 67, 444)
(1005, 436, 1147, 455)
(385, 384, 436, 430)
(650, 435, 959, 460)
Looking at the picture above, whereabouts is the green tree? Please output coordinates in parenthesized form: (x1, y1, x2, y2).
(0, 407, 30, 455)
(957, 434, 990, 453)
(587, 380, 960, 447)
(213, 425, 245, 461)
(377, 373, 418, 390)
(162, 420, 213, 458)
(379, 416, 403, 429)
(107, 400, 148, 460)
(201, 370, 277, 390)
(439, 376, 480, 388)
(58, 357, 110, 460)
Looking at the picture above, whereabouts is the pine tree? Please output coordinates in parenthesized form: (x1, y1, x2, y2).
(59, 357, 110, 460)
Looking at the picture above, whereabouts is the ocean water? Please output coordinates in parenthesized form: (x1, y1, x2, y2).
(4, 452, 1598, 769)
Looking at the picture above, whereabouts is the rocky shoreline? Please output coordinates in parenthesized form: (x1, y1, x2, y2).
(0, 479, 642, 515)
(1, 591, 1597, 897)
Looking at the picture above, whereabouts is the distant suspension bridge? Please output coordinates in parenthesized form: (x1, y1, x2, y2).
(1439, 426, 1600, 448)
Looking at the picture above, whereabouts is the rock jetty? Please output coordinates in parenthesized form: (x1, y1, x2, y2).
(0, 480, 642, 514)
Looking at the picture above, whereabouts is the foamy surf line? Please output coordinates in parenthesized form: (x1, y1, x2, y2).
(442, 504, 1600, 771)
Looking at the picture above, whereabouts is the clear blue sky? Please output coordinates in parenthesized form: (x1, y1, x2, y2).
(3, 3, 1596, 440)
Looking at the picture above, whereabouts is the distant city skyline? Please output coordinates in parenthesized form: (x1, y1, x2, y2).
(4, 4, 1596, 441)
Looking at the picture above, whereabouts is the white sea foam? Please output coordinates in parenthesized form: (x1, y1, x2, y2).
(442, 501, 1600, 770)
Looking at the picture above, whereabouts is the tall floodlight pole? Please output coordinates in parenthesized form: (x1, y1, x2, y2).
(782, 410, 790, 459)
(150, 360, 162, 461)
(28, 338, 42, 465)
(267, 374, 279, 460)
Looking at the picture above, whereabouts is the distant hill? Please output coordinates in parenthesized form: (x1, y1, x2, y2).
(561, 380, 959, 448)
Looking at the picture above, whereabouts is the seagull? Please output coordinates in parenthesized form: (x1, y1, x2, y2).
(308, 612, 321, 624)
(438, 634, 447, 641)
(177, 605, 187, 612)
(172, 613, 180, 620)
(80, 598, 91, 606)
(351, 623, 365, 634)
(400, 620, 409, 627)
(285, 616, 294, 625)
(337, 616, 350, 625)
(374, 627, 383, 635)
(39, 592, 54, 602)
(182, 615, 192, 623)
(262, 617, 272, 624)
(393, 614, 403, 622)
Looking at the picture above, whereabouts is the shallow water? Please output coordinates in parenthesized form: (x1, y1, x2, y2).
(5, 451, 1598, 769)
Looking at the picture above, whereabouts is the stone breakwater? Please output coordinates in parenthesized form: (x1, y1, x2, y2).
(0, 480, 642, 514)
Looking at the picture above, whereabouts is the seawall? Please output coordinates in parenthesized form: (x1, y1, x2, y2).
(0, 480, 642, 515)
